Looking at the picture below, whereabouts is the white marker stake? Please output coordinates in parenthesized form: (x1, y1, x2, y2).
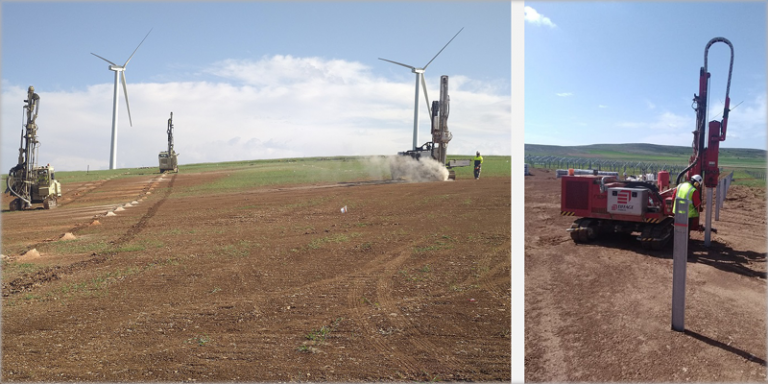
(672, 197, 690, 332)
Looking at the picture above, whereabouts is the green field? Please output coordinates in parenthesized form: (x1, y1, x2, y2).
(2, 155, 511, 196)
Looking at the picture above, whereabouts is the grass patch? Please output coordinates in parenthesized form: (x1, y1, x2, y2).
(398, 264, 433, 282)
(447, 155, 511, 179)
(450, 283, 481, 292)
(59, 266, 141, 296)
(116, 238, 165, 254)
(185, 334, 211, 347)
(213, 242, 251, 258)
(413, 234, 456, 254)
(6, 262, 40, 274)
(54, 258, 180, 299)
(116, 244, 146, 253)
(356, 242, 373, 251)
(360, 297, 380, 308)
(307, 233, 360, 250)
(44, 239, 111, 255)
(298, 317, 343, 353)
(172, 157, 380, 197)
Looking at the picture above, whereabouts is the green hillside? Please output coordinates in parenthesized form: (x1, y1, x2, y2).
(525, 143, 766, 169)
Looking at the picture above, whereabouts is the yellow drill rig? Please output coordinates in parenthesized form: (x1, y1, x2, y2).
(5, 86, 61, 210)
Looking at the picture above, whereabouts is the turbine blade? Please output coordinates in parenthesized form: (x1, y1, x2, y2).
(123, 28, 153, 67)
(423, 27, 464, 70)
(378, 58, 416, 69)
(420, 74, 431, 116)
(121, 72, 133, 127)
(91, 53, 117, 66)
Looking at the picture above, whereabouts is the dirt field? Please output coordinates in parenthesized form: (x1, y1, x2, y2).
(1, 170, 511, 382)
(524, 168, 766, 382)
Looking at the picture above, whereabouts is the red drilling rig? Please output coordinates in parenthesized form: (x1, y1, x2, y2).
(560, 37, 734, 250)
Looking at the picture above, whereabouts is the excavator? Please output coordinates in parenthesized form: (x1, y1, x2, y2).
(5, 86, 61, 211)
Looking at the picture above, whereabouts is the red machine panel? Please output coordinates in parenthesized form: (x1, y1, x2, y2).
(561, 175, 607, 217)
(561, 175, 669, 223)
(704, 120, 722, 187)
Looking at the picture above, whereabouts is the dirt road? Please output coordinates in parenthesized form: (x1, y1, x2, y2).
(2, 171, 511, 382)
(525, 168, 766, 381)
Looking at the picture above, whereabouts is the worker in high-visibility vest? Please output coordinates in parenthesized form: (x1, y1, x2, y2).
(673, 174, 703, 231)
(473, 151, 484, 180)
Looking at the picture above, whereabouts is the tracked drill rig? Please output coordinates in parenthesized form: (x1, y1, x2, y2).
(158, 112, 179, 173)
(392, 75, 469, 180)
(559, 37, 734, 249)
(5, 86, 61, 211)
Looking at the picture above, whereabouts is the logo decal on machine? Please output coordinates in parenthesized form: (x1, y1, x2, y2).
(617, 190, 632, 204)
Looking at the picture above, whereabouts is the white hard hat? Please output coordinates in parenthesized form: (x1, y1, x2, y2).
(691, 174, 703, 185)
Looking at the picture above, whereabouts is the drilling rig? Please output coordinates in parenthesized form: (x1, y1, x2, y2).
(391, 75, 470, 180)
(5, 86, 61, 211)
(559, 37, 734, 249)
(158, 112, 179, 173)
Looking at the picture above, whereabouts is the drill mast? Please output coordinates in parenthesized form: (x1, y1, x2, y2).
(7, 86, 42, 207)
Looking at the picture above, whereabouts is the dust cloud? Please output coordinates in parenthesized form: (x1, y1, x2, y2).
(362, 155, 449, 182)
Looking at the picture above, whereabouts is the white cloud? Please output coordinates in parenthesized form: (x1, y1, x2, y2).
(615, 94, 766, 150)
(598, 105, 608, 109)
(723, 92, 767, 142)
(556, 92, 573, 97)
(2, 56, 511, 171)
(618, 111, 691, 131)
(646, 100, 656, 110)
(524, 6, 557, 28)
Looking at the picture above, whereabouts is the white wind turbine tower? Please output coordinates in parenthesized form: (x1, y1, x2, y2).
(91, 29, 152, 170)
(379, 27, 463, 150)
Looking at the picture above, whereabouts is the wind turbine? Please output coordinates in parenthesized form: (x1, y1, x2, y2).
(379, 27, 463, 150)
(91, 29, 152, 170)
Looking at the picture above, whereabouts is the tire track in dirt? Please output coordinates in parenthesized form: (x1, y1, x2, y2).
(57, 177, 115, 208)
(2, 253, 109, 297)
(370, 252, 468, 374)
(2, 174, 174, 297)
(112, 173, 177, 247)
(344, 248, 423, 377)
(477, 244, 513, 300)
(524, 247, 570, 382)
(10, 175, 167, 255)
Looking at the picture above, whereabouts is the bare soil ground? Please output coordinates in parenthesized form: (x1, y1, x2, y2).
(1, 171, 511, 382)
(525, 168, 766, 382)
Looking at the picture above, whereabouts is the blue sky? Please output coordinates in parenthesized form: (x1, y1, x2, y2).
(524, 2, 767, 151)
(1, 1, 511, 171)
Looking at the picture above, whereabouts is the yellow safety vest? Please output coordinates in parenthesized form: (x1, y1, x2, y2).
(473, 155, 483, 166)
(673, 182, 698, 218)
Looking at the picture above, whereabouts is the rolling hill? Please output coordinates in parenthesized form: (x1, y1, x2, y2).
(525, 143, 766, 168)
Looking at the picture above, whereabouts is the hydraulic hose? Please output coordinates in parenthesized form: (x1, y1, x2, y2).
(677, 37, 734, 186)
(6, 170, 31, 207)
